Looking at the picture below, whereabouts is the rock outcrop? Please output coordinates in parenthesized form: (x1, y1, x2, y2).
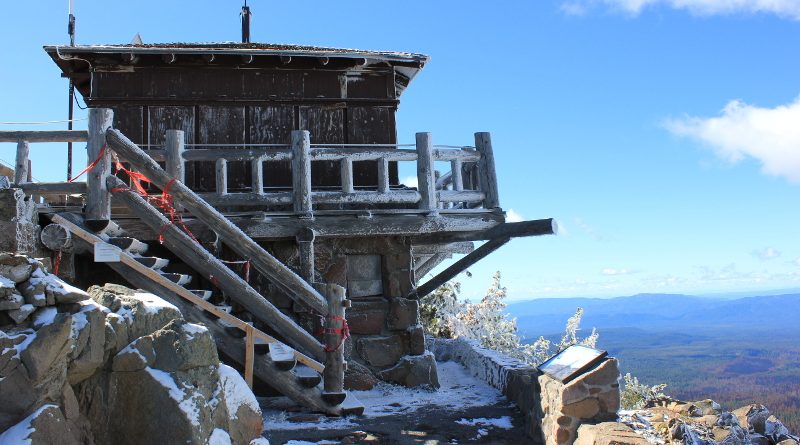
(0, 253, 267, 445)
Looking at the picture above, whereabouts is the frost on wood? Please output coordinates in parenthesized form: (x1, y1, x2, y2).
(420, 271, 599, 366)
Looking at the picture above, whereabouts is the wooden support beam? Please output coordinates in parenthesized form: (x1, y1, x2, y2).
(86, 108, 114, 231)
(416, 132, 437, 213)
(475, 132, 500, 209)
(377, 157, 390, 194)
(412, 218, 557, 245)
(165, 130, 185, 183)
(292, 130, 312, 216)
(340, 159, 354, 194)
(414, 253, 450, 281)
(104, 177, 327, 360)
(216, 158, 228, 196)
(251, 156, 264, 195)
(0, 131, 88, 143)
(296, 228, 315, 282)
(409, 237, 511, 299)
(104, 128, 330, 315)
(451, 159, 464, 191)
(19, 182, 87, 195)
(412, 242, 475, 255)
(319, 283, 346, 404)
(244, 324, 255, 388)
(14, 140, 29, 185)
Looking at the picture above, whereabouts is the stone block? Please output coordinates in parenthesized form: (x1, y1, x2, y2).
(597, 389, 621, 414)
(377, 353, 439, 388)
(347, 311, 385, 335)
(387, 297, 418, 330)
(407, 325, 426, 355)
(356, 335, 407, 368)
(344, 360, 379, 390)
(574, 422, 651, 445)
(562, 397, 600, 419)
(582, 358, 619, 387)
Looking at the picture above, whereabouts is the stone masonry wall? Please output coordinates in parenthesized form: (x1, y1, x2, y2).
(243, 236, 438, 389)
(539, 358, 621, 445)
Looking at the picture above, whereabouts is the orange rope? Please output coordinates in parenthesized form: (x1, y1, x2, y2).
(69, 144, 106, 182)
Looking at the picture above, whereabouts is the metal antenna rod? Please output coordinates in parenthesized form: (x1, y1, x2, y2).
(67, 0, 76, 180)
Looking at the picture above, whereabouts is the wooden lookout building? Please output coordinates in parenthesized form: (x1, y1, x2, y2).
(1, 38, 555, 414)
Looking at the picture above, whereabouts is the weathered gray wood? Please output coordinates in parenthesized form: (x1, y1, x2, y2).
(432, 148, 481, 162)
(105, 128, 329, 315)
(198, 192, 293, 206)
(296, 228, 315, 282)
(413, 218, 557, 245)
(451, 159, 464, 191)
(14, 140, 29, 185)
(313, 190, 419, 205)
(416, 133, 437, 212)
(41, 223, 72, 251)
(19, 182, 87, 194)
(86, 108, 114, 229)
(251, 156, 264, 195)
(475, 132, 499, 209)
(377, 157, 390, 193)
(215, 158, 228, 196)
(340, 159, 354, 193)
(414, 253, 450, 280)
(0, 130, 88, 143)
(106, 176, 326, 360)
(319, 283, 346, 400)
(410, 237, 511, 299)
(438, 190, 485, 203)
(182, 148, 291, 162)
(165, 130, 185, 182)
(412, 242, 475, 255)
(311, 147, 417, 162)
(114, 211, 505, 241)
(292, 130, 312, 215)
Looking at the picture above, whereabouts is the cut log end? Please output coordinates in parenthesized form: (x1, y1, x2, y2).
(85, 219, 110, 232)
(321, 392, 347, 406)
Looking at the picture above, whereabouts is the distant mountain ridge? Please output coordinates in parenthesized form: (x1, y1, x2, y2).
(508, 292, 800, 337)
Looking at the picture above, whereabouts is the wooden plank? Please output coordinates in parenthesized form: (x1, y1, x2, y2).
(19, 182, 87, 194)
(114, 212, 505, 241)
(244, 324, 255, 388)
(311, 147, 416, 162)
(105, 128, 330, 315)
(416, 133, 437, 213)
(14, 141, 29, 185)
(0, 131, 88, 143)
(104, 176, 326, 360)
(410, 237, 511, 299)
(86, 108, 114, 227)
(312, 190, 419, 205)
(198, 192, 292, 206)
(438, 190, 485, 203)
(475, 132, 500, 209)
(292, 130, 312, 215)
(412, 242, 474, 255)
(412, 218, 557, 245)
(182, 148, 291, 162)
(432, 149, 481, 162)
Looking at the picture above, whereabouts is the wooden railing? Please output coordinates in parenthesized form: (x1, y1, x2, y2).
(151, 129, 500, 213)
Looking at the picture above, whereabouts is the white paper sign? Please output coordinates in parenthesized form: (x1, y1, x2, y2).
(94, 243, 121, 262)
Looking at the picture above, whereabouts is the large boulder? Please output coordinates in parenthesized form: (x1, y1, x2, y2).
(0, 404, 81, 445)
(377, 352, 440, 388)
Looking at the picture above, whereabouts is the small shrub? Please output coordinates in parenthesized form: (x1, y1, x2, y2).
(620, 372, 668, 409)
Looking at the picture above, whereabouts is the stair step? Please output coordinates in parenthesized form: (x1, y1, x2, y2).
(338, 393, 366, 416)
(159, 272, 192, 285)
(101, 220, 126, 238)
(294, 365, 322, 388)
(108, 237, 148, 254)
(269, 343, 297, 371)
(134, 257, 169, 270)
(189, 290, 213, 301)
(321, 392, 347, 406)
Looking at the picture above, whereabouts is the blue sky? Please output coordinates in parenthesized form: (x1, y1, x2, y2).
(1, 1, 799, 301)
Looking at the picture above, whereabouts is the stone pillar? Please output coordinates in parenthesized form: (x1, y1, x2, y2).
(538, 358, 621, 445)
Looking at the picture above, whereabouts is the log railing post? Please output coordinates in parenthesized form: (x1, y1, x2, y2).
(296, 228, 315, 282)
(86, 108, 114, 231)
(475, 132, 500, 210)
(319, 283, 347, 406)
(14, 140, 29, 185)
(292, 130, 312, 216)
(215, 158, 228, 196)
(165, 130, 185, 183)
(451, 159, 464, 191)
(252, 155, 264, 195)
(416, 132, 437, 213)
(340, 158, 354, 194)
(377, 157, 390, 193)
(244, 324, 255, 388)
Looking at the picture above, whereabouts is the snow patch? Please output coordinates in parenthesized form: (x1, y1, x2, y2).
(0, 275, 16, 289)
(0, 403, 59, 445)
(145, 367, 202, 427)
(207, 428, 232, 445)
(133, 292, 179, 315)
(183, 323, 209, 336)
(218, 364, 259, 418)
(455, 416, 513, 429)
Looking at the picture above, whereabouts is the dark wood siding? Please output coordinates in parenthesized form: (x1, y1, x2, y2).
(148, 106, 195, 185)
(348, 106, 398, 186)
(198, 106, 247, 191)
(300, 105, 345, 187)
(249, 105, 295, 187)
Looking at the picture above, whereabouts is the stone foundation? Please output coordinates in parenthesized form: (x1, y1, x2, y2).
(238, 236, 438, 389)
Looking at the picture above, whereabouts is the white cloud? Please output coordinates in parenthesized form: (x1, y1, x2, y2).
(752, 247, 781, 261)
(401, 175, 418, 189)
(665, 97, 800, 183)
(564, 0, 800, 19)
(506, 208, 524, 223)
